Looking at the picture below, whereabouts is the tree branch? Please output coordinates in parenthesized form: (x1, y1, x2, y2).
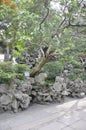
(51, 17, 66, 38)
(68, 23, 86, 27)
(39, 3, 49, 30)
(79, 0, 84, 6)
(58, 17, 66, 29)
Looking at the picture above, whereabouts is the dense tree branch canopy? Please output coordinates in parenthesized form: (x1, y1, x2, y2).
(39, 2, 50, 30)
(0, 0, 86, 75)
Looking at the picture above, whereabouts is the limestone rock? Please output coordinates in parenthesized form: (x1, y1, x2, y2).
(31, 91, 37, 96)
(14, 91, 23, 100)
(0, 84, 8, 94)
(55, 76, 64, 82)
(43, 95, 52, 102)
(61, 90, 70, 96)
(14, 92, 31, 109)
(29, 78, 35, 85)
(53, 76, 67, 93)
(35, 73, 47, 85)
(20, 94, 31, 109)
(0, 94, 12, 105)
(53, 82, 62, 92)
(11, 100, 18, 113)
(77, 92, 85, 98)
(20, 81, 32, 93)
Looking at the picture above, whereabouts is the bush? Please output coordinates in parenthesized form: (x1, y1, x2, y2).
(15, 64, 30, 80)
(42, 61, 64, 82)
(68, 73, 86, 81)
(66, 62, 85, 81)
(0, 62, 30, 84)
(77, 73, 86, 81)
(15, 64, 29, 73)
(68, 75, 77, 81)
(16, 73, 24, 80)
(0, 70, 16, 84)
(0, 62, 14, 72)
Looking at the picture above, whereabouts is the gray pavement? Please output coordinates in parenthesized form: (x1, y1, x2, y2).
(0, 97, 86, 130)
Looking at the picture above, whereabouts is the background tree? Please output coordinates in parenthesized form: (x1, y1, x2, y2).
(0, 0, 86, 77)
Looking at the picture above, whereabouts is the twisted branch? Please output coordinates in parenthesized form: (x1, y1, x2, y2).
(39, 3, 49, 30)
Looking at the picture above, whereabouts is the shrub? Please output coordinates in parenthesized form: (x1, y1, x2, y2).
(42, 61, 64, 82)
(0, 62, 14, 72)
(78, 73, 86, 81)
(15, 64, 29, 73)
(0, 62, 30, 84)
(15, 64, 30, 80)
(68, 75, 77, 81)
(0, 70, 16, 84)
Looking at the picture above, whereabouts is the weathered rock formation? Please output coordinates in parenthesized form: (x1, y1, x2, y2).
(0, 74, 86, 112)
(0, 79, 32, 112)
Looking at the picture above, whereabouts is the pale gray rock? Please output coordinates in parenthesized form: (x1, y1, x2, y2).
(61, 90, 70, 96)
(14, 91, 23, 100)
(53, 82, 62, 92)
(82, 81, 86, 93)
(19, 94, 30, 109)
(77, 92, 85, 98)
(12, 79, 21, 86)
(14, 92, 31, 109)
(53, 77, 67, 93)
(11, 99, 18, 113)
(31, 91, 37, 96)
(29, 78, 35, 85)
(20, 81, 32, 93)
(0, 84, 8, 94)
(35, 73, 47, 85)
(0, 94, 12, 105)
(55, 76, 64, 82)
(38, 92, 49, 96)
(0, 75, 86, 112)
(44, 95, 52, 102)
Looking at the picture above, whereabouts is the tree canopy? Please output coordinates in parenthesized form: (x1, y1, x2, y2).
(0, 0, 86, 76)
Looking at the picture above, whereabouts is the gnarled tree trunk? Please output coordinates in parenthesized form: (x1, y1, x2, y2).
(30, 46, 51, 77)
(4, 46, 10, 61)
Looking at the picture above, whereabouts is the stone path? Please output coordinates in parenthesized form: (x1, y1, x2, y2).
(0, 97, 86, 130)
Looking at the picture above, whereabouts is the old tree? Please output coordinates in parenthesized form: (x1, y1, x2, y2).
(0, 0, 86, 77)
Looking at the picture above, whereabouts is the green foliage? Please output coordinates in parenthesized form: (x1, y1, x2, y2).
(0, 70, 16, 84)
(65, 61, 85, 81)
(0, 62, 14, 72)
(0, 62, 16, 83)
(79, 73, 86, 81)
(45, 78, 55, 84)
(15, 73, 24, 80)
(0, 0, 86, 81)
(0, 62, 29, 84)
(15, 64, 29, 73)
(68, 75, 77, 81)
(15, 64, 30, 80)
(68, 72, 86, 81)
(42, 62, 64, 81)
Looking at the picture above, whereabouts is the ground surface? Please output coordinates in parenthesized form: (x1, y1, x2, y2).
(0, 97, 86, 130)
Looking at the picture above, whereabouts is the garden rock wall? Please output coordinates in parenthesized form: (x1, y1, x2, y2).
(0, 73, 86, 112)
(0, 79, 32, 112)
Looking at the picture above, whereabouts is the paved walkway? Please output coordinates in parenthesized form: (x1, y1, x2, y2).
(0, 97, 86, 130)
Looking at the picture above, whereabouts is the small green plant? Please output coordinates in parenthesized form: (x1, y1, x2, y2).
(42, 61, 64, 81)
(45, 78, 55, 85)
(16, 73, 24, 80)
(15, 64, 29, 73)
(0, 62, 30, 84)
(68, 75, 78, 81)
(15, 64, 30, 80)
(0, 62, 14, 72)
(0, 70, 16, 84)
